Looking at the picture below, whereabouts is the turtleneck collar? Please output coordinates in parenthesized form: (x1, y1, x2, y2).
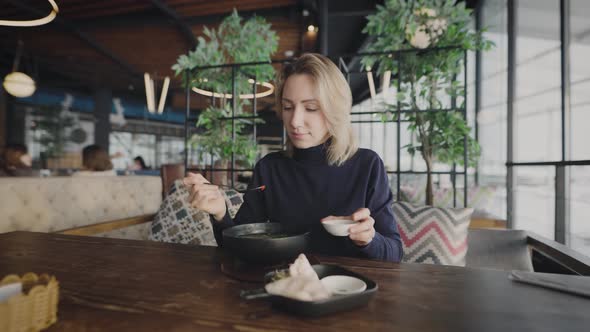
(293, 140, 330, 163)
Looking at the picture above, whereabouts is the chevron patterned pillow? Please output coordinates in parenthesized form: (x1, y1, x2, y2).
(393, 202, 473, 266)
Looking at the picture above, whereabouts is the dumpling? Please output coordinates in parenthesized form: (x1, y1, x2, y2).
(288, 254, 317, 278)
(265, 254, 331, 301)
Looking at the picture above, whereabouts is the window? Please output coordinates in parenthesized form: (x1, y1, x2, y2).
(570, 0, 590, 160)
(477, 0, 590, 257)
(157, 136, 185, 166)
(515, 0, 561, 163)
(515, 166, 555, 239)
(569, 0, 590, 257)
(109, 132, 156, 170)
(511, 0, 561, 234)
(24, 105, 94, 169)
(570, 166, 590, 257)
(478, 0, 508, 219)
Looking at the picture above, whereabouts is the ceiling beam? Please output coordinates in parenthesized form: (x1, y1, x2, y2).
(183, 6, 298, 26)
(328, 10, 374, 17)
(149, 0, 197, 51)
(0, 47, 142, 95)
(5, 0, 142, 79)
(63, 5, 299, 31)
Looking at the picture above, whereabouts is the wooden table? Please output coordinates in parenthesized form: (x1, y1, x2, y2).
(0, 232, 588, 331)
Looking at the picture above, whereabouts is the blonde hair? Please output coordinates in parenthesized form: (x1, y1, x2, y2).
(275, 53, 358, 166)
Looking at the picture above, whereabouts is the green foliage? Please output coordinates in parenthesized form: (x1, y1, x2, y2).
(31, 105, 75, 158)
(362, 0, 493, 169)
(172, 9, 278, 96)
(171, 9, 279, 166)
(362, 0, 493, 75)
(393, 106, 481, 167)
(192, 102, 262, 166)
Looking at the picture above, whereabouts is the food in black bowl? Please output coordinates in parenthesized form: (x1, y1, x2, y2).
(222, 223, 310, 265)
(240, 263, 379, 317)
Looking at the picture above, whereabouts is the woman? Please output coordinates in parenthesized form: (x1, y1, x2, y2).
(73, 144, 117, 176)
(132, 156, 148, 170)
(184, 53, 403, 262)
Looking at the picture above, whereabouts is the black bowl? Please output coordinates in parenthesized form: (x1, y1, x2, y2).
(222, 223, 310, 265)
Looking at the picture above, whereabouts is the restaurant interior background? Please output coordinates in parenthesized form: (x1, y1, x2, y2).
(0, 0, 589, 260)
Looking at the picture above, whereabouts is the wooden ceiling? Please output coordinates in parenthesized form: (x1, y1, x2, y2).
(2, 0, 300, 20)
(0, 0, 311, 109)
(1, 1, 482, 110)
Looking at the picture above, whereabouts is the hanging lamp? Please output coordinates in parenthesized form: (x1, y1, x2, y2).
(3, 41, 36, 98)
(0, 1, 59, 27)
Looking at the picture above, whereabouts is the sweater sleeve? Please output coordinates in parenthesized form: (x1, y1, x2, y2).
(357, 155, 404, 262)
(212, 161, 268, 246)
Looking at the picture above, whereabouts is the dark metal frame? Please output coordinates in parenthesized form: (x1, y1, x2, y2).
(182, 47, 470, 204)
(183, 59, 293, 188)
(336, 48, 470, 207)
(479, 0, 590, 246)
(506, 0, 517, 230)
(556, 0, 572, 245)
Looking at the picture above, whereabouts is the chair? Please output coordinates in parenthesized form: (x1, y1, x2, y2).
(161, 163, 185, 197)
(466, 229, 534, 272)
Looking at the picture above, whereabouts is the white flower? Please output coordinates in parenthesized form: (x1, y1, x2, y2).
(427, 18, 448, 37)
(407, 24, 431, 49)
(430, 19, 440, 30)
(414, 7, 437, 17)
(406, 7, 448, 49)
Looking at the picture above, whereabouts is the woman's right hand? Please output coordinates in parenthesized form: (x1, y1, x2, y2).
(183, 172, 227, 221)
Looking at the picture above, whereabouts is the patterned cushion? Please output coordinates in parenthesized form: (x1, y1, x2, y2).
(393, 202, 473, 266)
(399, 185, 496, 212)
(148, 180, 244, 246)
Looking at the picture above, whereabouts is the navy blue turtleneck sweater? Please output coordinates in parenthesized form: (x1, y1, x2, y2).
(212, 143, 403, 262)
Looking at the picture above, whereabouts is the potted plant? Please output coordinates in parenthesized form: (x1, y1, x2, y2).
(172, 9, 278, 184)
(32, 104, 75, 166)
(361, 0, 493, 205)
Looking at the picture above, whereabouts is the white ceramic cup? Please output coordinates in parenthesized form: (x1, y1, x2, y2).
(321, 219, 357, 237)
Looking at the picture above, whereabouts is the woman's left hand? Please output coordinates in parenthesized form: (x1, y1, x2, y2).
(321, 208, 375, 247)
(348, 208, 375, 247)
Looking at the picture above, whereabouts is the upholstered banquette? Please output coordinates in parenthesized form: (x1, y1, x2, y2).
(0, 176, 162, 237)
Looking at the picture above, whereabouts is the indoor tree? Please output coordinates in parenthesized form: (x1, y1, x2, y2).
(32, 104, 75, 159)
(172, 9, 278, 183)
(362, 0, 493, 205)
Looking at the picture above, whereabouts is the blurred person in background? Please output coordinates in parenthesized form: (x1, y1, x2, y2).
(73, 144, 116, 177)
(131, 156, 149, 170)
(0, 143, 35, 177)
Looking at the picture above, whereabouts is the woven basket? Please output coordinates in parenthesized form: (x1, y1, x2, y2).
(0, 273, 59, 332)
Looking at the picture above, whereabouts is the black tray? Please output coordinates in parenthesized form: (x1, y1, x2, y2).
(257, 264, 378, 317)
